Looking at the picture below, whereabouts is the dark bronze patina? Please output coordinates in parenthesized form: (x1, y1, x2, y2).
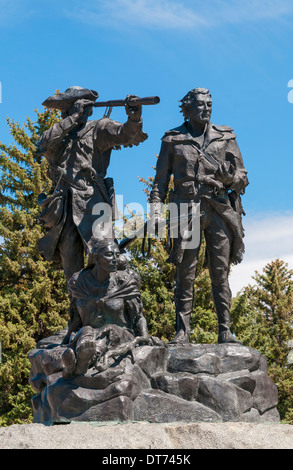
(150, 87, 249, 344)
(36, 86, 152, 341)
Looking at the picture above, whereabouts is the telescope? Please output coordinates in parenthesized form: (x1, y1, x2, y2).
(86, 96, 160, 108)
(42, 87, 160, 112)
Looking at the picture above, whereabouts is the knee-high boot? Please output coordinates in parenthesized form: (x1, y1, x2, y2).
(211, 283, 241, 344)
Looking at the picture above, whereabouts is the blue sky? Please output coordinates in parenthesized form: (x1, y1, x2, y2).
(0, 0, 293, 293)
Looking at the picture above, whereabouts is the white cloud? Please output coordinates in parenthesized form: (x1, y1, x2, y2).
(66, 0, 207, 30)
(1, 0, 292, 31)
(200, 0, 293, 24)
(1, 0, 293, 30)
(229, 211, 293, 296)
(65, 0, 293, 30)
(0, 0, 36, 25)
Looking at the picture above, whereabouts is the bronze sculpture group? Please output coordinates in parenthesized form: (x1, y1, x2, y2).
(36, 85, 248, 352)
(29, 85, 280, 427)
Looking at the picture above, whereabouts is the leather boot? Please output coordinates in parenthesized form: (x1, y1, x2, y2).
(170, 296, 192, 344)
(212, 284, 242, 345)
(218, 329, 242, 344)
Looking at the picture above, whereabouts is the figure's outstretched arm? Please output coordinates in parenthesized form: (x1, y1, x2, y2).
(94, 95, 148, 152)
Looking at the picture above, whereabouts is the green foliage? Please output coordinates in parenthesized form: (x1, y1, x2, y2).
(0, 109, 69, 426)
(231, 259, 293, 422)
(128, 237, 176, 342)
(121, 174, 177, 341)
(268, 366, 293, 424)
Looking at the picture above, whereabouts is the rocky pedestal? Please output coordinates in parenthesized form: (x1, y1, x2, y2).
(28, 331, 280, 424)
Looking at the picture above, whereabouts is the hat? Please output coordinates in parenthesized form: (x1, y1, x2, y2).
(42, 86, 99, 111)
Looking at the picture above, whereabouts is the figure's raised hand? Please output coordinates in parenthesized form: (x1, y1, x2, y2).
(70, 99, 94, 123)
(125, 94, 142, 121)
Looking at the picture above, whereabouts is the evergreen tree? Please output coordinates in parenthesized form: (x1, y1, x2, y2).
(0, 108, 69, 426)
(231, 259, 293, 422)
(231, 259, 293, 363)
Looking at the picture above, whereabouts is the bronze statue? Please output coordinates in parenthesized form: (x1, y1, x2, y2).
(29, 238, 151, 381)
(36, 86, 149, 283)
(150, 87, 249, 344)
(28, 88, 281, 426)
(36, 86, 153, 340)
(62, 238, 150, 378)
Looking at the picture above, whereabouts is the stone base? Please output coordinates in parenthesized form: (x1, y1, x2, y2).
(3, 422, 293, 449)
(28, 332, 280, 424)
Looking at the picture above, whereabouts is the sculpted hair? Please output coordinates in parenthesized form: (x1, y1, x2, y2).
(91, 238, 119, 258)
(179, 88, 212, 121)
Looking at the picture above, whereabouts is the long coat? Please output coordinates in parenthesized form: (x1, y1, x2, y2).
(37, 115, 147, 261)
(150, 121, 249, 265)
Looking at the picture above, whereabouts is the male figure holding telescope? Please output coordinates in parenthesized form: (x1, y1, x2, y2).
(36, 86, 152, 340)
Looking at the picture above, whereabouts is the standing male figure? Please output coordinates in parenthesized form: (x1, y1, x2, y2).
(150, 88, 248, 344)
(36, 86, 148, 340)
(37, 86, 147, 280)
